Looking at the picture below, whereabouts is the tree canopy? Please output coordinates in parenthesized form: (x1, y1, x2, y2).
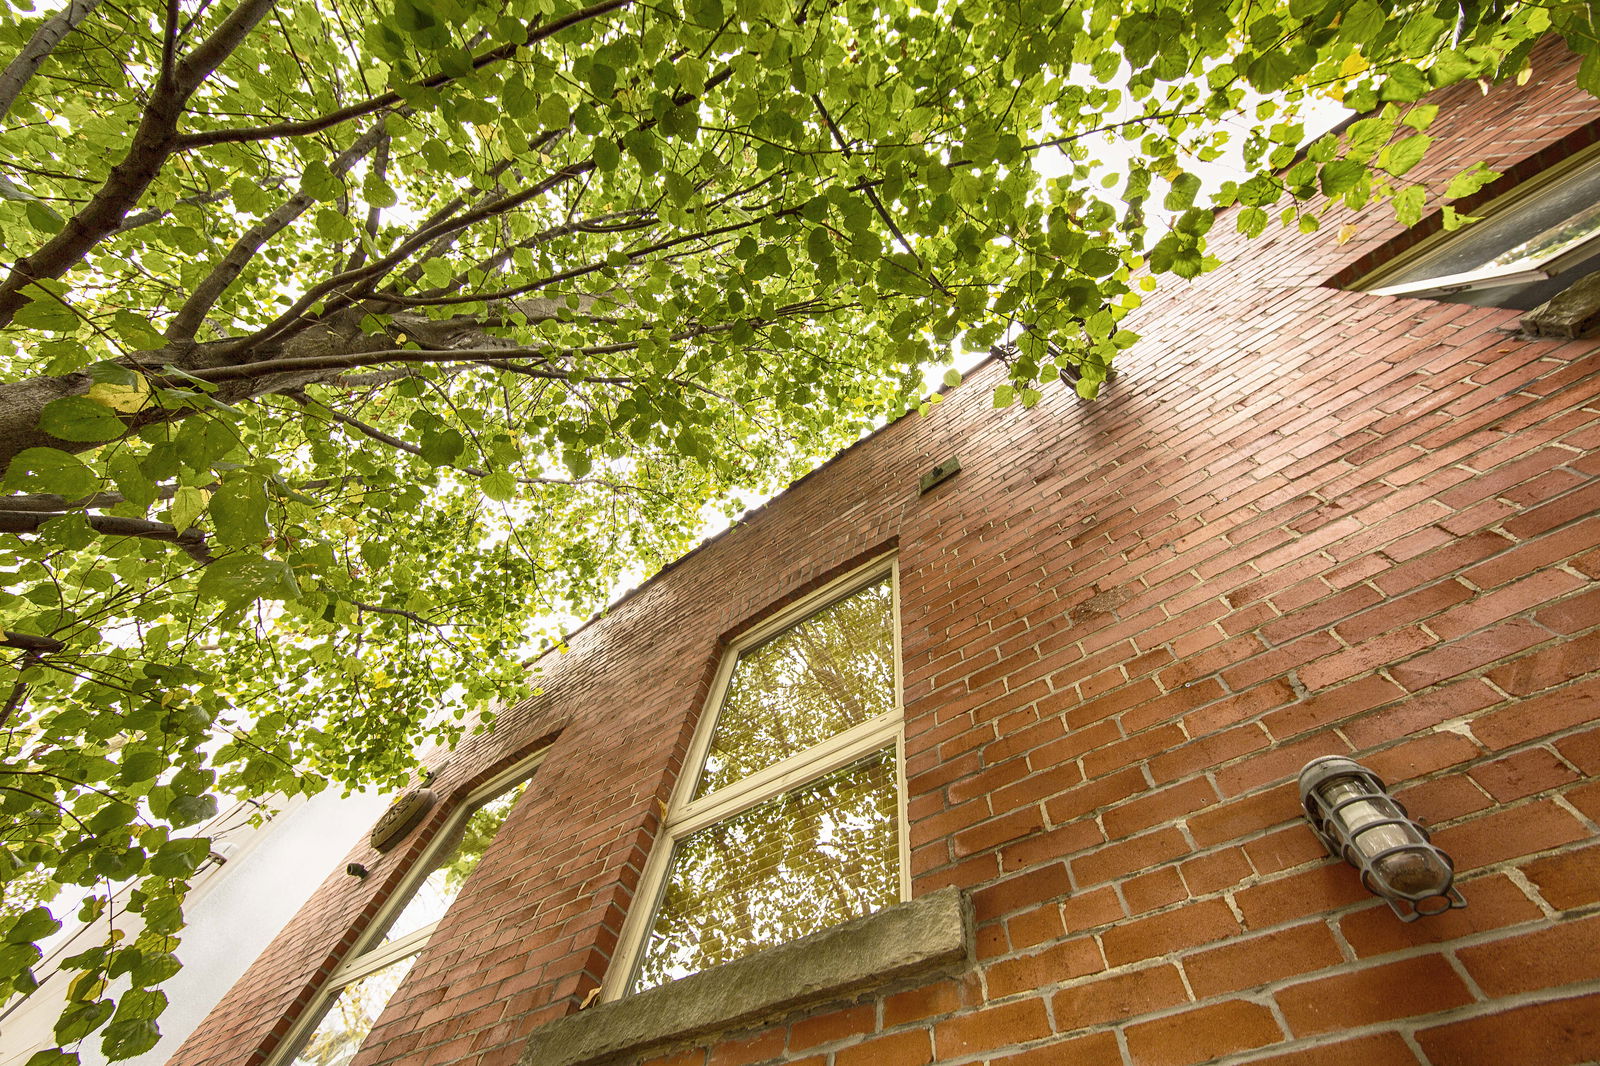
(0, 0, 1593, 1059)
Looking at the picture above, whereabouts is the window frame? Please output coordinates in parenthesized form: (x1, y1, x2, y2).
(603, 556, 909, 1001)
(271, 750, 546, 1066)
(1359, 142, 1600, 302)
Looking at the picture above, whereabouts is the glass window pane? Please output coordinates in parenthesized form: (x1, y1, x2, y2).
(381, 780, 528, 943)
(290, 953, 418, 1066)
(632, 747, 900, 993)
(693, 578, 895, 799)
(1383, 153, 1600, 286)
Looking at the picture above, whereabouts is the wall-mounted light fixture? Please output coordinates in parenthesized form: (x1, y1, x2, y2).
(1298, 756, 1466, 922)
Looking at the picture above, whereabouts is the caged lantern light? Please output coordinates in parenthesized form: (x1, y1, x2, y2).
(1298, 756, 1466, 922)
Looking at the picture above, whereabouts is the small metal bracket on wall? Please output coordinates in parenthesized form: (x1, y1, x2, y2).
(919, 457, 960, 494)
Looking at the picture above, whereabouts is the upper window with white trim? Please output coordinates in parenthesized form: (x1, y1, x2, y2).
(1360, 146, 1600, 310)
(610, 564, 906, 997)
(283, 757, 541, 1066)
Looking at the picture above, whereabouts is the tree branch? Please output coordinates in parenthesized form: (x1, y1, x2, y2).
(173, 0, 632, 148)
(0, 0, 103, 121)
(0, 0, 278, 327)
(0, 510, 214, 563)
(166, 121, 386, 343)
(2, 631, 64, 654)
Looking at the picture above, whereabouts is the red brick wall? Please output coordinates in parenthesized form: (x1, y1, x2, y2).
(173, 43, 1600, 1066)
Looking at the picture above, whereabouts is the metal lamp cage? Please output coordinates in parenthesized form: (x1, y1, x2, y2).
(1298, 756, 1467, 922)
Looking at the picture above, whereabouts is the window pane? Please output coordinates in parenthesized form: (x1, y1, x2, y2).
(693, 578, 895, 799)
(290, 952, 418, 1066)
(1382, 153, 1600, 286)
(632, 747, 900, 992)
(381, 780, 528, 943)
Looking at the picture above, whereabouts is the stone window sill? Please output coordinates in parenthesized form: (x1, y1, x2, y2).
(517, 887, 971, 1066)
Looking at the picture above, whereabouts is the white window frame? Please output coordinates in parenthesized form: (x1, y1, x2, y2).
(272, 750, 546, 1065)
(1361, 142, 1600, 301)
(602, 556, 908, 1000)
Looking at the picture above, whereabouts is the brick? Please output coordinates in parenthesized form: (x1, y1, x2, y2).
(882, 980, 962, 1028)
(989, 1030, 1121, 1064)
(1124, 999, 1283, 1066)
(1485, 629, 1600, 696)
(1102, 777, 1220, 838)
(1180, 847, 1253, 896)
(932, 997, 1050, 1058)
(1554, 725, 1600, 773)
(1275, 954, 1475, 1036)
(1468, 746, 1580, 802)
(708, 1028, 784, 1066)
(1101, 899, 1241, 967)
(1521, 841, 1600, 910)
(1070, 828, 1189, 887)
(1050, 964, 1189, 1034)
(1043, 766, 1148, 825)
(1189, 782, 1300, 847)
(1456, 911, 1600, 996)
(1415, 991, 1600, 1065)
(1183, 922, 1345, 999)
(1059, 886, 1124, 934)
(1235, 864, 1374, 931)
(1471, 677, 1600, 749)
(984, 937, 1105, 998)
(834, 1029, 931, 1066)
(1123, 866, 1187, 914)
(999, 820, 1104, 872)
(1231, 1032, 1422, 1066)
(1244, 824, 1334, 876)
(1337, 873, 1540, 957)
(1427, 799, 1589, 872)
(788, 1005, 875, 1052)
(1388, 618, 1549, 692)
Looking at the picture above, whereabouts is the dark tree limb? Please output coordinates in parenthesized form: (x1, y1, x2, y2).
(2, 631, 64, 654)
(0, 509, 214, 563)
(0, 0, 279, 327)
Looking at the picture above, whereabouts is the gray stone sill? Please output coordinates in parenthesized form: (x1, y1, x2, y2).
(518, 887, 971, 1066)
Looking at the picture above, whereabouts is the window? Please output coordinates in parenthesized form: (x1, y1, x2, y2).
(280, 756, 542, 1066)
(1361, 145, 1600, 310)
(607, 563, 906, 997)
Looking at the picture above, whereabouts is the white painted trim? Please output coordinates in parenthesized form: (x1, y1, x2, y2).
(603, 555, 906, 1002)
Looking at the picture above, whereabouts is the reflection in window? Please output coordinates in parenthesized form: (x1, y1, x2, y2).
(283, 769, 536, 1066)
(290, 955, 417, 1066)
(624, 569, 902, 995)
(694, 578, 896, 797)
(1364, 149, 1600, 310)
(636, 748, 899, 991)
(381, 783, 527, 943)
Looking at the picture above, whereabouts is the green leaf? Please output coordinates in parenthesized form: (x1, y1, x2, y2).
(12, 292, 78, 333)
(537, 95, 569, 130)
(419, 427, 466, 466)
(942, 369, 961, 388)
(482, 469, 516, 501)
(24, 1050, 77, 1066)
(195, 554, 301, 604)
(100, 1019, 161, 1060)
(4, 448, 98, 499)
(1445, 163, 1500, 200)
(1318, 159, 1365, 196)
(170, 486, 209, 533)
(39, 396, 125, 442)
(1383, 134, 1431, 177)
(149, 837, 211, 877)
(209, 474, 269, 549)
(55, 1000, 114, 1044)
(7, 907, 61, 945)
